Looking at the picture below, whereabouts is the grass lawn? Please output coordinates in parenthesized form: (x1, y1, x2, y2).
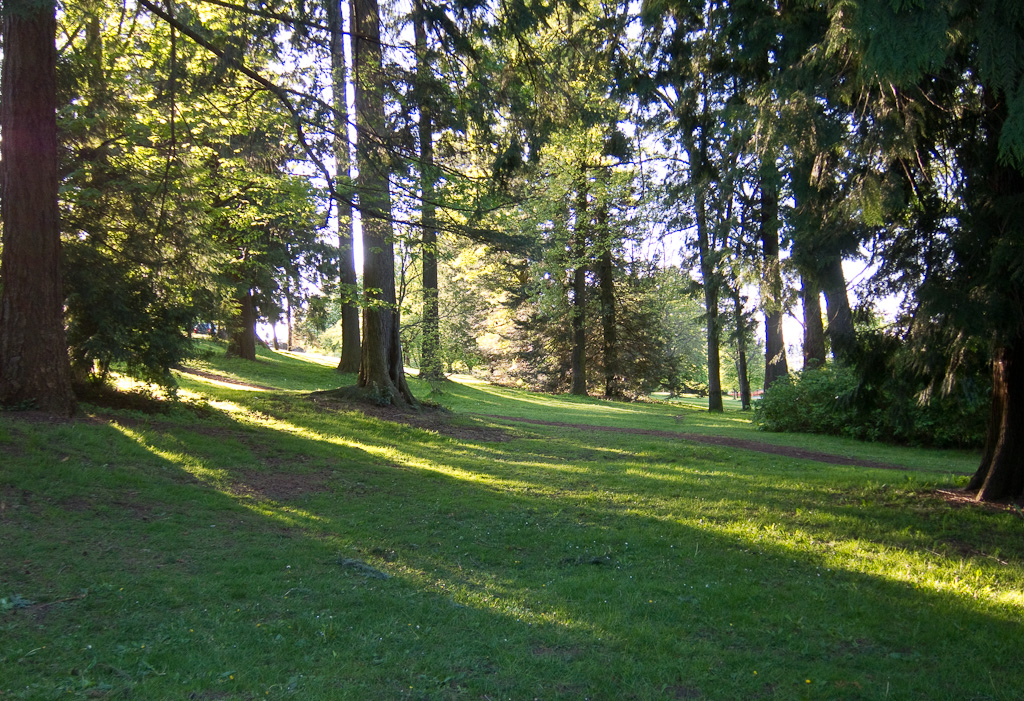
(2, 341, 1021, 699)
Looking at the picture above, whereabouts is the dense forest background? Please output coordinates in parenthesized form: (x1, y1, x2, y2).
(1, 0, 1023, 500)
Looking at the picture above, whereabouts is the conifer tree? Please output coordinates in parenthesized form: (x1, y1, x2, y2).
(0, 0, 76, 415)
(352, 0, 414, 405)
(823, 0, 1024, 500)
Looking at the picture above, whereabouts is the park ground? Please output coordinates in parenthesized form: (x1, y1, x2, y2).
(1, 341, 1022, 699)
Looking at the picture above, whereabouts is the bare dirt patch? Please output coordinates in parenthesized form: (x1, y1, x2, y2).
(480, 415, 969, 474)
(229, 469, 333, 502)
(932, 488, 1024, 512)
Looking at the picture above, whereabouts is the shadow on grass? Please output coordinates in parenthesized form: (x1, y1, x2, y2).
(5, 372, 1019, 699)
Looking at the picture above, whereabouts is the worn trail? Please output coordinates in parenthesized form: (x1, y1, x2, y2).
(479, 415, 972, 475)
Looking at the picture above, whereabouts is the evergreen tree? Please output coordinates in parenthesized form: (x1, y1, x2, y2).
(821, 0, 1024, 500)
(0, 0, 76, 415)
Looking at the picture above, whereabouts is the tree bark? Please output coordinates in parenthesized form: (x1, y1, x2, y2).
(967, 343, 1024, 501)
(733, 292, 751, 410)
(696, 191, 724, 413)
(821, 255, 856, 363)
(352, 0, 413, 405)
(226, 289, 257, 361)
(801, 272, 826, 369)
(0, 1, 76, 415)
(597, 248, 618, 400)
(570, 174, 589, 396)
(760, 168, 789, 390)
(415, 0, 443, 382)
(967, 88, 1024, 502)
(329, 0, 361, 373)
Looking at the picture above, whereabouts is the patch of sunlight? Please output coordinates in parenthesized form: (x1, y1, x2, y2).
(178, 372, 270, 392)
(108, 372, 173, 398)
(394, 564, 608, 636)
(993, 589, 1024, 608)
(272, 349, 338, 367)
(696, 516, 1022, 615)
(109, 422, 226, 483)
(464, 383, 645, 417)
(238, 501, 327, 528)
(203, 399, 317, 438)
(446, 373, 489, 384)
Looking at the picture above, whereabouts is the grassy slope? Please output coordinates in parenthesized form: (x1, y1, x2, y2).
(1, 342, 1020, 700)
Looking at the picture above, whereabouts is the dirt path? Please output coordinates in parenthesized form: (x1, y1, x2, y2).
(479, 415, 972, 474)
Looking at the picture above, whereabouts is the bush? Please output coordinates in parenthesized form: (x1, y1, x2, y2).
(753, 365, 860, 436)
(754, 363, 988, 449)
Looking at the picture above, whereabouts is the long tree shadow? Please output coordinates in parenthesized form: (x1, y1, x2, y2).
(197, 389, 1024, 697)
(5, 381, 1019, 700)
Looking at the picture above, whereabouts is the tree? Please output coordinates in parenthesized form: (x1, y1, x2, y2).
(351, 0, 414, 405)
(412, 0, 444, 381)
(0, 0, 77, 415)
(327, 0, 362, 374)
(759, 165, 790, 388)
(821, 0, 1024, 500)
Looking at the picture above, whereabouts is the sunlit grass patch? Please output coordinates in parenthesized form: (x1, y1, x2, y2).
(1, 356, 1020, 699)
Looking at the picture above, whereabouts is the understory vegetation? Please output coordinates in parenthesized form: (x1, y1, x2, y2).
(755, 364, 990, 449)
(2, 344, 1020, 700)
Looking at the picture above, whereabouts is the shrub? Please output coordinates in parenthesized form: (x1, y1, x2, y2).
(754, 364, 988, 449)
(753, 365, 860, 436)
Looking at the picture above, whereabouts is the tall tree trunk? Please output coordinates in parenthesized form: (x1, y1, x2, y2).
(570, 174, 588, 396)
(227, 289, 257, 361)
(821, 256, 855, 363)
(732, 291, 751, 410)
(0, 1, 76, 416)
(597, 248, 618, 399)
(329, 0, 361, 373)
(415, 1, 443, 381)
(595, 167, 619, 399)
(696, 192, 724, 413)
(352, 0, 413, 405)
(968, 91, 1024, 502)
(286, 288, 294, 350)
(760, 166, 789, 390)
(801, 272, 826, 369)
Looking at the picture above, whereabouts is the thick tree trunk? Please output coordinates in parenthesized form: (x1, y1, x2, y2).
(801, 272, 827, 369)
(570, 177, 589, 396)
(329, 0, 361, 374)
(760, 170, 789, 390)
(0, 2, 76, 416)
(967, 87, 1024, 502)
(352, 0, 413, 405)
(821, 255, 856, 363)
(226, 289, 257, 361)
(415, 2, 443, 382)
(967, 343, 1024, 501)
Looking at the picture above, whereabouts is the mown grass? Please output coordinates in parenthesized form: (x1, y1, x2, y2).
(1, 340, 1021, 700)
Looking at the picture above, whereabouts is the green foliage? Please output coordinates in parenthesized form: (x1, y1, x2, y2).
(754, 364, 861, 436)
(755, 361, 988, 449)
(64, 242, 199, 388)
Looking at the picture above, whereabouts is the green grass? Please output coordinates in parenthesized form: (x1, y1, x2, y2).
(1, 340, 1021, 699)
